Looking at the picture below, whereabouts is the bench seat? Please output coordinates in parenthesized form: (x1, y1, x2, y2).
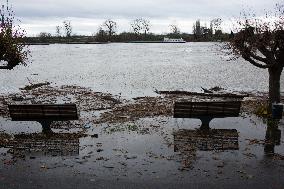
(174, 101, 242, 129)
(8, 104, 78, 132)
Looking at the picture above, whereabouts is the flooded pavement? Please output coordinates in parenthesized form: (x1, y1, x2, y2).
(0, 85, 283, 189)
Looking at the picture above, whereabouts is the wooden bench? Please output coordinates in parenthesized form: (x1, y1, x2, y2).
(8, 104, 78, 133)
(174, 101, 241, 130)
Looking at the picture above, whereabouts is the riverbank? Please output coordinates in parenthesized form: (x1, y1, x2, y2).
(22, 42, 109, 45)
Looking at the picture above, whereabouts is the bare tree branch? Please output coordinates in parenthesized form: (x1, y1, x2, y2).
(242, 55, 274, 69)
(258, 46, 273, 59)
(169, 24, 180, 34)
(0, 65, 12, 70)
(131, 19, 142, 35)
(250, 52, 268, 63)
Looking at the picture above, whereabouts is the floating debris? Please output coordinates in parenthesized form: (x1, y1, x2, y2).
(20, 82, 51, 91)
(0, 133, 12, 147)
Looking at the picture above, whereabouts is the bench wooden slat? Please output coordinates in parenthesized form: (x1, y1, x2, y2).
(8, 104, 79, 133)
(174, 112, 240, 116)
(9, 107, 77, 112)
(10, 113, 77, 117)
(175, 101, 241, 105)
(174, 101, 241, 117)
(9, 110, 77, 114)
(174, 107, 240, 112)
(175, 103, 241, 108)
(173, 101, 241, 129)
(175, 104, 241, 108)
(174, 108, 240, 112)
(9, 105, 76, 109)
(8, 104, 78, 121)
(174, 113, 239, 118)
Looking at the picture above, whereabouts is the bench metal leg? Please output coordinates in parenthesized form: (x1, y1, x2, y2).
(200, 118, 212, 130)
(38, 121, 53, 133)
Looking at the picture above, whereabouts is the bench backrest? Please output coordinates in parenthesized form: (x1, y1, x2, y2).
(8, 104, 78, 121)
(174, 101, 241, 118)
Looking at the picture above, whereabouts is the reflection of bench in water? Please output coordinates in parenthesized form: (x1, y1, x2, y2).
(174, 129, 239, 152)
(174, 129, 239, 168)
(12, 133, 80, 156)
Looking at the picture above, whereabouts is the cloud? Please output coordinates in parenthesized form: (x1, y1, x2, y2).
(3, 0, 281, 35)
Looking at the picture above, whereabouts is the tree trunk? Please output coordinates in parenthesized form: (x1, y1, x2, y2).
(108, 34, 111, 41)
(268, 65, 283, 105)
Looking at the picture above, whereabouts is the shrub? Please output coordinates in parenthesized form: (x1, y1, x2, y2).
(0, 1, 30, 69)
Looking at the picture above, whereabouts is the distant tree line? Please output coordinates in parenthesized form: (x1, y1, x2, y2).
(24, 18, 232, 44)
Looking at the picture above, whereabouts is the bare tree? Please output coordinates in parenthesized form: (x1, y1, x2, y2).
(38, 32, 52, 38)
(103, 19, 117, 41)
(141, 18, 150, 39)
(55, 25, 62, 37)
(63, 20, 72, 38)
(95, 26, 108, 42)
(131, 18, 142, 35)
(169, 24, 180, 34)
(227, 4, 284, 105)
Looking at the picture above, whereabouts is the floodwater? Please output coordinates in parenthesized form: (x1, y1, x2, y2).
(0, 115, 284, 189)
(0, 43, 283, 98)
(0, 43, 284, 188)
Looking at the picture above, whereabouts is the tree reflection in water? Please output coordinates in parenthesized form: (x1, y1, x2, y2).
(264, 119, 281, 155)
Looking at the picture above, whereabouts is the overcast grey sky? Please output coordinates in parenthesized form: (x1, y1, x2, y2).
(4, 0, 282, 36)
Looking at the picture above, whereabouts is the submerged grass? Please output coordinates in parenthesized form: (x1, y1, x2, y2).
(255, 103, 270, 118)
(105, 124, 140, 134)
